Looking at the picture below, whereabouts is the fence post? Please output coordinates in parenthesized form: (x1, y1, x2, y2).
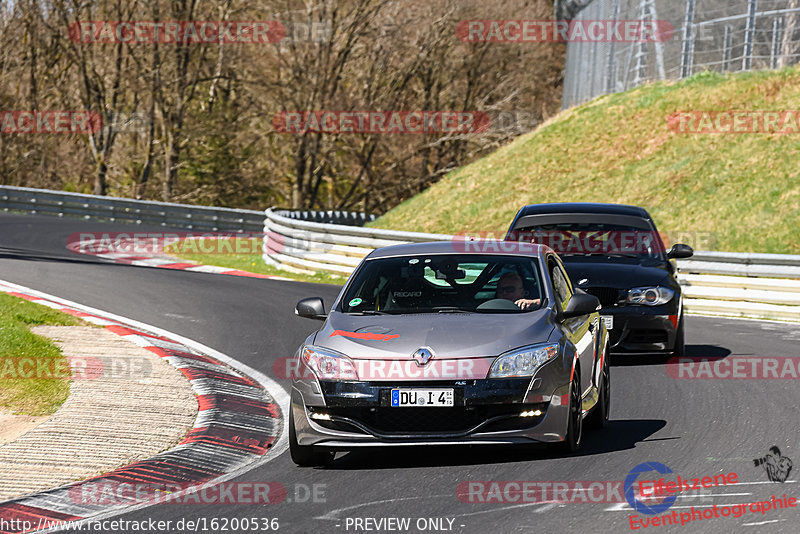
(742, 0, 758, 71)
(634, 42, 647, 86)
(680, 0, 696, 78)
(771, 17, 784, 69)
(723, 25, 733, 71)
(605, 0, 621, 93)
(633, 0, 651, 86)
(650, 0, 667, 79)
(589, 37, 600, 98)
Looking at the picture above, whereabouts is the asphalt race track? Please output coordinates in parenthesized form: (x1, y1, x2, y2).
(1, 213, 798, 534)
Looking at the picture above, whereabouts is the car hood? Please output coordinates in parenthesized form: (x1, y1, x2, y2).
(315, 309, 554, 359)
(561, 260, 671, 289)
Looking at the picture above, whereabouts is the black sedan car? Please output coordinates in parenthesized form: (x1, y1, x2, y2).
(505, 203, 693, 356)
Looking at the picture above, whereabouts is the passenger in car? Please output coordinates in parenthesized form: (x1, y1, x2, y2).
(495, 272, 541, 310)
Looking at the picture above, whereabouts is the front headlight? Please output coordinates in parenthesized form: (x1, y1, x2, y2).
(301, 345, 358, 380)
(488, 344, 559, 378)
(626, 286, 674, 306)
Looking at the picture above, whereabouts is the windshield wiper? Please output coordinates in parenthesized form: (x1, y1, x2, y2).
(346, 310, 391, 315)
(434, 307, 472, 313)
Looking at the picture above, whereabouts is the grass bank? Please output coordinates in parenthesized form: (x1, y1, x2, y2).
(0, 293, 84, 415)
(164, 236, 347, 285)
(373, 68, 800, 254)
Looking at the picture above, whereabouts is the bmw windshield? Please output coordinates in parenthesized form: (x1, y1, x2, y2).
(339, 254, 544, 314)
(508, 222, 667, 264)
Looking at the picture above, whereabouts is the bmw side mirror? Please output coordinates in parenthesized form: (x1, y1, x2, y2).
(562, 293, 601, 319)
(295, 297, 327, 320)
(667, 243, 694, 259)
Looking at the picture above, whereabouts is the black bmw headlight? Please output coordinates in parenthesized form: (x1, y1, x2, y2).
(626, 286, 674, 306)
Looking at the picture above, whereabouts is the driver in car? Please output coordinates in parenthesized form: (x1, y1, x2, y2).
(495, 272, 541, 310)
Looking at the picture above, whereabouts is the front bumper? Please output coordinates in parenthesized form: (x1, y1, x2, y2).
(291, 376, 571, 447)
(602, 308, 679, 353)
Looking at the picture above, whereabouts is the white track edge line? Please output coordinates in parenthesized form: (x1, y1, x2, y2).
(0, 278, 289, 532)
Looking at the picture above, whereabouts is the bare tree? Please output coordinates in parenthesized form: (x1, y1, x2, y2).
(0, 0, 564, 213)
(43, 0, 141, 195)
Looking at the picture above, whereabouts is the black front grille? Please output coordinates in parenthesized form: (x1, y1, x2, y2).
(584, 287, 622, 308)
(320, 404, 547, 435)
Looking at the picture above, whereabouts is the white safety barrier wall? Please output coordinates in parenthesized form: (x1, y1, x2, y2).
(264, 209, 800, 322)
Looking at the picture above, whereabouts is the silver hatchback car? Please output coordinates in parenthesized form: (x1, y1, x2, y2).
(289, 241, 609, 466)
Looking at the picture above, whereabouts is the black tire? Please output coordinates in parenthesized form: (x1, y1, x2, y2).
(560, 367, 583, 453)
(672, 313, 685, 358)
(586, 347, 610, 429)
(289, 410, 334, 467)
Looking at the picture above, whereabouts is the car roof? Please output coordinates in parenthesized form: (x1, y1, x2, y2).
(513, 202, 651, 219)
(508, 202, 656, 233)
(365, 240, 548, 259)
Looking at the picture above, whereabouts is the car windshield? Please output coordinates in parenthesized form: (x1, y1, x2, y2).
(339, 254, 544, 314)
(509, 223, 666, 261)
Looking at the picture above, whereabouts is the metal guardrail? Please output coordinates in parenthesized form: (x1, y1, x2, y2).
(263, 208, 800, 322)
(0, 185, 264, 233)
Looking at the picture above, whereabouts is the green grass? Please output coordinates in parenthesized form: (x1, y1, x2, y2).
(373, 68, 800, 254)
(164, 237, 347, 285)
(0, 293, 84, 416)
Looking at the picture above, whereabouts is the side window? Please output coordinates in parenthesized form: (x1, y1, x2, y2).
(549, 258, 573, 311)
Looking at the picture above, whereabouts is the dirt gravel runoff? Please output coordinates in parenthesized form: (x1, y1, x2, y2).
(0, 326, 197, 500)
(0, 411, 50, 446)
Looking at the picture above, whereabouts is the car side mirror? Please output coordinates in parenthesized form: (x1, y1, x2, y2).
(562, 292, 601, 319)
(667, 243, 694, 259)
(295, 297, 326, 320)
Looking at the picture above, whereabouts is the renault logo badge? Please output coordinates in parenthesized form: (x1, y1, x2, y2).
(411, 347, 435, 366)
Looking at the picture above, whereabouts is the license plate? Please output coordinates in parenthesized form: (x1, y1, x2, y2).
(602, 315, 614, 330)
(391, 388, 454, 407)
